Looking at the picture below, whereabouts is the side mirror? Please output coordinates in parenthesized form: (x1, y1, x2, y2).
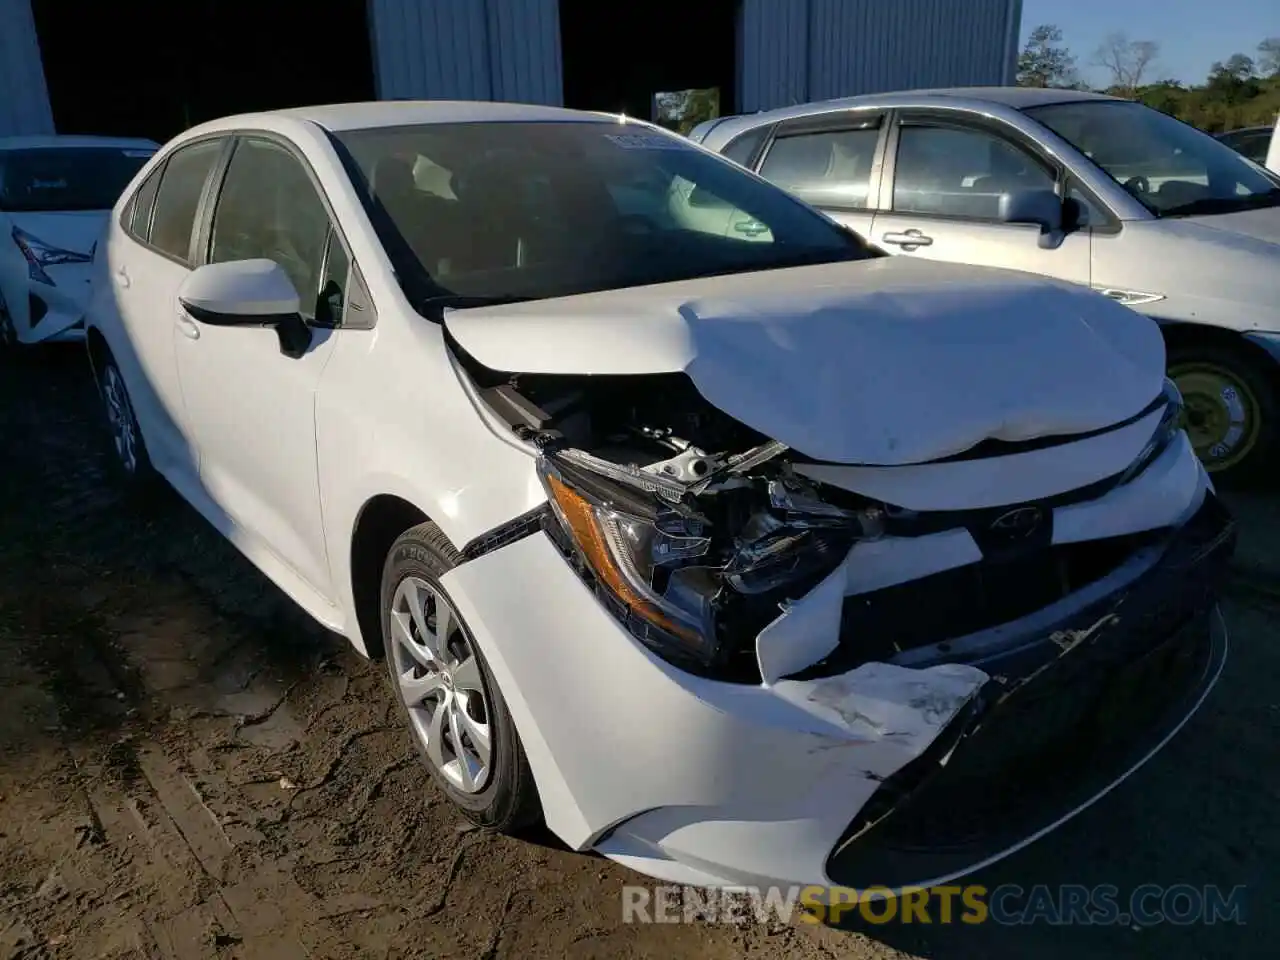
(997, 188, 1064, 233)
(177, 259, 312, 358)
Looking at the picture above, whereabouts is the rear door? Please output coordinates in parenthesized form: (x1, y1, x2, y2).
(751, 111, 889, 240)
(108, 137, 226, 486)
(870, 110, 1092, 286)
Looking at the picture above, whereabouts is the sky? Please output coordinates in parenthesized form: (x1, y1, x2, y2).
(1020, 0, 1277, 86)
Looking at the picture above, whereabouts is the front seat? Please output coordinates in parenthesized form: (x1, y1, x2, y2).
(369, 156, 448, 272)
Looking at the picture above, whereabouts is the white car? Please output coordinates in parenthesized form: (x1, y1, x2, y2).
(0, 135, 158, 347)
(85, 102, 1234, 896)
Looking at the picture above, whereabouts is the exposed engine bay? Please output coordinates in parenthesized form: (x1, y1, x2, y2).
(467, 364, 1186, 683)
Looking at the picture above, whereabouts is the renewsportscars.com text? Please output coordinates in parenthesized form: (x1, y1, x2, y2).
(622, 883, 1247, 926)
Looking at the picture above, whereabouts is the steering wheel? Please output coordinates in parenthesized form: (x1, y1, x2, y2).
(1124, 175, 1151, 197)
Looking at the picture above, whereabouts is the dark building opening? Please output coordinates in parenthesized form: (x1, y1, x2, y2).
(559, 0, 738, 126)
(30, 0, 375, 144)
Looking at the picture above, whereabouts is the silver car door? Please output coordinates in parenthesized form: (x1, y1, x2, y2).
(870, 111, 1091, 286)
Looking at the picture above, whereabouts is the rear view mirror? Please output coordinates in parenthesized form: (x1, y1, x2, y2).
(997, 189, 1064, 233)
(177, 259, 312, 358)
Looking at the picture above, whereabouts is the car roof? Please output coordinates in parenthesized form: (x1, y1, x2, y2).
(0, 134, 160, 151)
(198, 100, 625, 135)
(699, 86, 1121, 144)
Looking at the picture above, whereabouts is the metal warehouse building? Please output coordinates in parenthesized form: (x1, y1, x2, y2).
(1, 0, 1022, 141)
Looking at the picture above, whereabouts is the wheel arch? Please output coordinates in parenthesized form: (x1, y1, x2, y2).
(349, 493, 434, 661)
(1159, 320, 1280, 381)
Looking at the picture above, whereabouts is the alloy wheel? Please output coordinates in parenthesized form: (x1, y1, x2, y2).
(102, 364, 140, 474)
(389, 577, 493, 794)
(1169, 362, 1262, 473)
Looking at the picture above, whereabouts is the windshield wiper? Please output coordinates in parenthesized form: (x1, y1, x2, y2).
(420, 293, 535, 310)
(1160, 188, 1280, 218)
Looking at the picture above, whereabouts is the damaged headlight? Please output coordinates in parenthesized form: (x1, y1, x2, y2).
(1118, 378, 1185, 485)
(538, 459, 883, 673)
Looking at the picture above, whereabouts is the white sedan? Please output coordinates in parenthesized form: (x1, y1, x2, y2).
(85, 101, 1234, 896)
(0, 135, 157, 346)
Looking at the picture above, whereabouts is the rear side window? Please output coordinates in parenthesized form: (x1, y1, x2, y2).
(149, 140, 222, 263)
(759, 126, 882, 209)
(126, 166, 163, 242)
(720, 129, 766, 168)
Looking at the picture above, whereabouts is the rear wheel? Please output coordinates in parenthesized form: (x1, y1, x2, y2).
(380, 522, 540, 831)
(1168, 341, 1277, 485)
(98, 353, 157, 488)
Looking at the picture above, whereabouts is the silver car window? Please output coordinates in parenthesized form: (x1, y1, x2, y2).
(892, 124, 1055, 220)
(759, 128, 881, 209)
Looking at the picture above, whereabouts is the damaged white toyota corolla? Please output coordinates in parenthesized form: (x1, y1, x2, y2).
(86, 102, 1235, 896)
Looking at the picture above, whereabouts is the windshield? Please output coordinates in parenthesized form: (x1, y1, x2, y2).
(332, 121, 872, 307)
(0, 147, 155, 213)
(1025, 100, 1280, 218)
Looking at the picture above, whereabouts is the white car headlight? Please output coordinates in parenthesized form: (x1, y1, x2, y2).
(537, 457, 881, 675)
(1118, 378, 1185, 485)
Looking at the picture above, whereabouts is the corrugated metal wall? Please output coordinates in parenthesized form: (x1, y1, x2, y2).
(369, 0, 562, 104)
(738, 0, 1022, 113)
(0, 0, 53, 137)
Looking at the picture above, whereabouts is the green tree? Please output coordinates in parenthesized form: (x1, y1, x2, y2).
(654, 88, 720, 135)
(1254, 37, 1280, 77)
(1017, 24, 1078, 88)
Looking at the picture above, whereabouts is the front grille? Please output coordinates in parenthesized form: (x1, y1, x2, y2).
(824, 494, 1235, 890)
(795, 530, 1159, 676)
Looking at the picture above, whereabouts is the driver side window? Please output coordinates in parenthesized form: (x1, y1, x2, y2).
(209, 138, 341, 320)
(892, 123, 1056, 220)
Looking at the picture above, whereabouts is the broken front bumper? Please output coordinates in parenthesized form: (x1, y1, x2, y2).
(439, 492, 1234, 893)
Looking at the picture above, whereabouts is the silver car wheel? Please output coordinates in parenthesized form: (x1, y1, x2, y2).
(102, 364, 139, 474)
(389, 576, 493, 794)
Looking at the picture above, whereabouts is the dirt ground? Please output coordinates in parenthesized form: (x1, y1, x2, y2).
(1, 346, 1276, 960)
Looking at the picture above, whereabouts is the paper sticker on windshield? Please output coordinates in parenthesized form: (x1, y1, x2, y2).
(605, 133, 689, 151)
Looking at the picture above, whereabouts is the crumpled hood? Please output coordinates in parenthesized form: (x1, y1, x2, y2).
(444, 257, 1166, 465)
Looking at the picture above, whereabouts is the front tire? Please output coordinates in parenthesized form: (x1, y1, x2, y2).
(380, 522, 540, 831)
(1168, 342, 1277, 485)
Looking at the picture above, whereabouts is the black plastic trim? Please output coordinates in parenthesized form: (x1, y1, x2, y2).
(459, 504, 552, 562)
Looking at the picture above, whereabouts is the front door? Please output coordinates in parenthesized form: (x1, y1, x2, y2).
(871, 113, 1091, 286)
(173, 135, 350, 599)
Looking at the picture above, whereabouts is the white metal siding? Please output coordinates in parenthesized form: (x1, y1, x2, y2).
(738, 0, 1022, 112)
(0, 0, 53, 136)
(369, 0, 562, 105)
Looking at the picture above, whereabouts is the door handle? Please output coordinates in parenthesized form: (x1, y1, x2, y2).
(175, 313, 201, 340)
(882, 229, 934, 250)
(115, 266, 131, 289)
